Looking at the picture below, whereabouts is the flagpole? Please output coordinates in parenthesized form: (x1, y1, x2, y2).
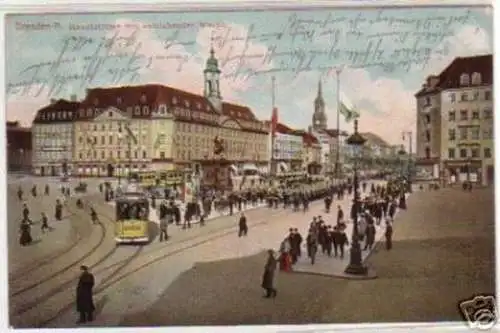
(270, 76, 276, 177)
(335, 68, 342, 182)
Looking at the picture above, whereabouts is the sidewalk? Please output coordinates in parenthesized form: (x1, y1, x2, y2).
(291, 184, 407, 279)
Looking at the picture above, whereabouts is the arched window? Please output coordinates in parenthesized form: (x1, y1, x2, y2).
(425, 147, 431, 159)
(471, 72, 482, 85)
(460, 73, 470, 86)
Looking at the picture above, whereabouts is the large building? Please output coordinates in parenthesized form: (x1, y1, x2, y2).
(31, 98, 79, 176)
(32, 47, 269, 181)
(266, 122, 303, 173)
(415, 54, 493, 185)
(7, 121, 32, 172)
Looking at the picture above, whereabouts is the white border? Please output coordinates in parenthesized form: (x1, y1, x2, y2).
(0, 1, 496, 332)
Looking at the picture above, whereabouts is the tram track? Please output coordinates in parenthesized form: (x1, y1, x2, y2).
(34, 201, 323, 328)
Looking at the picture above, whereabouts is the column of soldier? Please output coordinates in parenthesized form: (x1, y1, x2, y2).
(277, 178, 409, 271)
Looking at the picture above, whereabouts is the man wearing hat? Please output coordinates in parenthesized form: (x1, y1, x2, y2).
(76, 265, 95, 323)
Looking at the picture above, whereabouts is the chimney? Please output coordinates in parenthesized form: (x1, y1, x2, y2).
(50, 98, 57, 104)
(70, 94, 77, 102)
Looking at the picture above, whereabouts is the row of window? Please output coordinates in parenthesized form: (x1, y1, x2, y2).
(459, 72, 483, 86)
(77, 150, 148, 160)
(34, 151, 71, 161)
(448, 147, 492, 159)
(448, 127, 493, 141)
(449, 90, 492, 103)
(80, 121, 148, 132)
(448, 108, 492, 121)
(78, 135, 148, 146)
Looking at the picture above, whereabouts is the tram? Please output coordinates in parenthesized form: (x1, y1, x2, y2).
(129, 171, 156, 188)
(114, 184, 150, 244)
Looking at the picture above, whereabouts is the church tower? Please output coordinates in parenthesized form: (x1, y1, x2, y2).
(204, 47, 222, 112)
(312, 79, 327, 131)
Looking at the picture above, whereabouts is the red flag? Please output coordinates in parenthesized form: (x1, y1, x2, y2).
(271, 107, 278, 137)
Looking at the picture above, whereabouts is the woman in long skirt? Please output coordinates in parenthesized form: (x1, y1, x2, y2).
(19, 221, 32, 246)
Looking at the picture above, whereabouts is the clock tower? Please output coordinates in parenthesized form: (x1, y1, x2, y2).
(312, 79, 327, 131)
(204, 47, 222, 113)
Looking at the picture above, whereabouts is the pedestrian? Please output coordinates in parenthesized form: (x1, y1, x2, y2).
(19, 220, 32, 246)
(261, 249, 277, 298)
(41, 212, 50, 233)
(238, 213, 248, 237)
(331, 225, 340, 257)
(55, 199, 63, 221)
(337, 205, 344, 224)
(44, 184, 50, 196)
(76, 265, 95, 324)
(90, 207, 98, 225)
(159, 200, 169, 242)
(364, 222, 376, 251)
(306, 230, 318, 265)
(336, 228, 349, 259)
(385, 220, 393, 250)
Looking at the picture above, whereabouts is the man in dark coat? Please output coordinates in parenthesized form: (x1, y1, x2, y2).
(238, 213, 248, 237)
(76, 265, 95, 323)
(385, 221, 393, 250)
(261, 249, 277, 298)
(337, 205, 344, 224)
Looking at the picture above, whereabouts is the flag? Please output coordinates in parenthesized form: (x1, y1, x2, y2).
(124, 124, 138, 144)
(339, 101, 360, 123)
(271, 107, 278, 137)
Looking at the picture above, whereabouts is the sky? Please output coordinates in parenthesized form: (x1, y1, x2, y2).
(5, 5, 493, 145)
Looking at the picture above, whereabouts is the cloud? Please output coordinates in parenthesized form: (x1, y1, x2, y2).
(415, 25, 492, 75)
(6, 85, 52, 126)
(105, 19, 272, 102)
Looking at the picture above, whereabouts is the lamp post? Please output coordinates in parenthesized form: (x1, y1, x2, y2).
(344, 119, 368, 276)
(466, 157, 472, 184)
(398, 145, 406, 179)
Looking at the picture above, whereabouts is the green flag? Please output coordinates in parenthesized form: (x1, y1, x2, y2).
(339, 101, 360, 122)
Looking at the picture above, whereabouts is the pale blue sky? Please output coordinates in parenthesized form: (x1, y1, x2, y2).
(5, 6, 493, 144)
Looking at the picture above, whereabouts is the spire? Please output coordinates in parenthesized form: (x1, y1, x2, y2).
(318, 79, 323, 98)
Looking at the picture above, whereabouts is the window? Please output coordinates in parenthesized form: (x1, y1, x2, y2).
(142, 106, 149, 115)
(448, 111, 456, 121)
(472, 110, 480, 119)
(460, 127, 467, 140)
(425, 97, 431, 106)
(472, 91, 479, 101)
(460, 93, 468, 102)
(140, 94, 147, 103)
(460, 110, 468, 121)
(142, 151, 147, 159)
(117, 97, 122, 104)
(101, 136, 105, 144)
(117, 151, 121, 158)
(425, 147, 430, 159)
(483, 127, 493, 139)
(450, 93, 456, 103)
(448, 129, 456, 141)
(460, 148, 467, 158)
(425, 130, 431, 142)
(126, 151, 130, 158)
(471, 127, 480, 140)
(79, 152, 83, 159)
(78, 136, 83, 144)
(485, 90, 491, 101)
(101, 151, 105, 159)
(483, 108, 492, 119)
(425, 114, 431, 124)
(448, 148, 455, 159)
(471, 72, 482, 85)
(460, 73, 470, 86)
(159, 151, 166, 159)
(134, 106, 140, 115)
(109, 136, 113, 144)
(484, 147, 492, 158)
(471, 148, 479, 158)
(134, 151, 138, 159)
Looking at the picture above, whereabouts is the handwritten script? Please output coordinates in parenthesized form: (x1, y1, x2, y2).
(7, 9, 475, 98)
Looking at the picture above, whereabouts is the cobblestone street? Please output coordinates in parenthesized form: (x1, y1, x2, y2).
(121, 186, 495, 326)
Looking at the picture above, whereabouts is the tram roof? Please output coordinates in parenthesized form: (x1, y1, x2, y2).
(116, 192, 149, 201)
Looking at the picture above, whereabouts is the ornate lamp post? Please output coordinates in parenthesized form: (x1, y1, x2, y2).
(344, 119, 368, 276)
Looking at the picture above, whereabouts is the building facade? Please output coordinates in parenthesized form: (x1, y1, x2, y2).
(267, 122, 303, 173)
(415, 55, 493, 185)
(45, 47, 269, 180)
(32, 98, 78, 176)
(299, 131, 322, 174)
(7, 121, 32, 172)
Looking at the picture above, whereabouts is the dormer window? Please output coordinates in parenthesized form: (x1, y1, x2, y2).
(86, 108, 92, 117)
(185, 100, 190, 107)
(471, 72, 482, 85)
(134, 106, 141, 115)
(140, 94, 147, 103)
(79, 109, 85, 117)
(460, 73, 470, 86)
(172, 97, 178, 105)
(142, 106, 149, 115)
(206, 105, 210, 111)
(68, 111, 73, 118)
(196, 102, 201, 109)
(93, 98, 99, 106)
(159, 104, 167, 114)
(117, 97, 122, 104)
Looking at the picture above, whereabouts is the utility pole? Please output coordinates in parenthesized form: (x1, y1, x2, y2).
(334, 67, 342, 183)
(402, 131, 413, 192)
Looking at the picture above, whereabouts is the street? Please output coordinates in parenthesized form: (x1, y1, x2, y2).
(119, 186, 495, 326)
(9, 175, 369, 328)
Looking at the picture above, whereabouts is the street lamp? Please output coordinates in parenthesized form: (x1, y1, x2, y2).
(398, 145, 406, 179)
(466, 157, 472, 183)
(344, 119, 368, 276)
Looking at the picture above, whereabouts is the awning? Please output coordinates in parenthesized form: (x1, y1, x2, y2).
(243, 163, 258, 171)
(278, 162, 289, 173)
